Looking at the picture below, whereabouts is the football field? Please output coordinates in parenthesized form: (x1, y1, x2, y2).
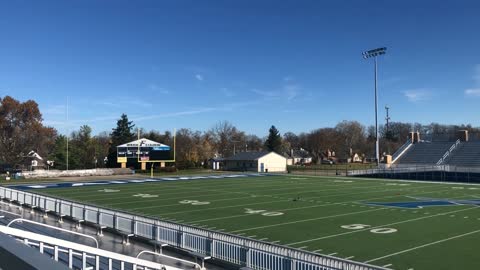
(33, 174, 480, 270)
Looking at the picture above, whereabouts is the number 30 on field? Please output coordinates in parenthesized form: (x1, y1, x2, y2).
(341, 224, 397, 234)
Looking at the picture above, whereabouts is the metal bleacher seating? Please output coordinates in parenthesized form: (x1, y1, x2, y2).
(396, 141, 454, 164)
(445, 142, 480, 167)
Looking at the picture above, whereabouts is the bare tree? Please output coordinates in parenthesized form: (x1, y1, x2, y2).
(211, 121, 246, 157)
(335, 121, 366, 159)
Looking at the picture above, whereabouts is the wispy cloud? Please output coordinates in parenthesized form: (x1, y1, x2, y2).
(132, 101, 257, 122)
(464, 65, 480, 98)
(148, 83, 169, 94)
(283, 84, 300, 101)
(403, 89, 432, 102)
(251, 88, 278, 98)
(250, 82, 302, 101)
(474, 64, 480, 84)
(195, 74, 204, 81)
(133, 107, 216, 121)
(94, 99, 152, 108)
(220, 88, 235, 97)
(43, 105, 66, 115)
(465, 89, 480, 97)
(44, 115, 120, 128)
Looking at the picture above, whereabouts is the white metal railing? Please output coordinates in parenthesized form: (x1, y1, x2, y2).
(0, 186, 387, 270)
(391, 138, 413, 164)
(137, 251, 202, 269)
(6, 218, 99, 248)
(436, 139, 461, 165)
(0, 225, 182, 270)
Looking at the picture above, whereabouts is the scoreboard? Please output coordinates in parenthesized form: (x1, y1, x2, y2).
(117, 138, 172, 162)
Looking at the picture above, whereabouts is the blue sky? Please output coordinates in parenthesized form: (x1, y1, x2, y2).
(1, 0, 479, 137)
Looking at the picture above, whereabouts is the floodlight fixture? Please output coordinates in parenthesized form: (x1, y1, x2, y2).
(362, 47, 387, 59)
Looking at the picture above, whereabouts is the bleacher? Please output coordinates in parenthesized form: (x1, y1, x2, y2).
(446, 142, 480, 167)
(396, 141, 454, 164)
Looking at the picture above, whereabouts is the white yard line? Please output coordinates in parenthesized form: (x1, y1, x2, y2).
(365, 228, 480, 263)
(231, 208, 385, 233)
(54, 179, 411, 204)
(161, 199, 289, 215)
(71, 180, 346, 200)
(88, 183, 319, 204)
(345, 256, 355, 260)
(328, 252, 337, 256)
(41, 176, 368, 197)
(286, 207, 478, 246)
(188, 187, 452, 223)
(125, 195, 267, 210)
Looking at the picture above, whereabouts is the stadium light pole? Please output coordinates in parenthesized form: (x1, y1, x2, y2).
(362, 47, 387, 166)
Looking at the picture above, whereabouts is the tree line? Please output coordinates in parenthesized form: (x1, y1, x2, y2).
(1, 95, 479, 170)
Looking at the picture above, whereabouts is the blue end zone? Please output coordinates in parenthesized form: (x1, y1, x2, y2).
(10, 173, 268, 190)
(365, 198, 480, 209)
(366, 200, 457, 209)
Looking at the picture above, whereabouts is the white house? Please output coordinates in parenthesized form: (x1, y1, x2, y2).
(209, 157, 224, 170)
(23, 151, 46, 170)
(224, 151, 287, 172)
(285, 149, 313, 165)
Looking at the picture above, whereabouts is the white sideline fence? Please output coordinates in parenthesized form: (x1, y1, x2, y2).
(0, 225, 182, 270)
(0, 186, 387, 270)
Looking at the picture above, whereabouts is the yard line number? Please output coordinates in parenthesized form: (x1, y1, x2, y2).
(133, 193, 159, 198)
(98, 189, 120, 193)
(179, 200, 210, 205)
(341, 224, 397, 234)
(244, 208, 284, 216)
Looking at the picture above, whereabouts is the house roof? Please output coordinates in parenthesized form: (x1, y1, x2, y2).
(224, 151, 271, 161)
(285, 149, 312, 159)
(27, 151, 43, 160)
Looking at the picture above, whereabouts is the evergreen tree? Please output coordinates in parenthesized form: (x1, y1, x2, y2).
(264, 125, 283, 153)
(49, 135, 68, 170)
(107, 114, 135, 167)
(70, 125, 95, 169)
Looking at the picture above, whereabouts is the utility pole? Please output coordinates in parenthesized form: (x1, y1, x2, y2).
(66, 96, 69, 171)
(385, 105, 391, 134)
(232, 140, 240, 155)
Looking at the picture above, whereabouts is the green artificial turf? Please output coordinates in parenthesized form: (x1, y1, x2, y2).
(34, 175, 480, 270)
